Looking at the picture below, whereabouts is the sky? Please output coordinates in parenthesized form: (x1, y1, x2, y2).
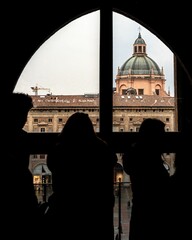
(14, 11, 174, 96)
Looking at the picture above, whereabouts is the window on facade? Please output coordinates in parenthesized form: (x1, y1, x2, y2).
(40, 128, 45, 132)
(138, 89, 144, 95)
(155, 89, 160, 95)
(122, 89, 127, 95)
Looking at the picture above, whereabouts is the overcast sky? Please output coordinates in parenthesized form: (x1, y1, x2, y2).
(14, 11, 174, 96)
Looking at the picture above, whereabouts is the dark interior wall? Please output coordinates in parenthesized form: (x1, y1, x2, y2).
(4, 3, 190, 238)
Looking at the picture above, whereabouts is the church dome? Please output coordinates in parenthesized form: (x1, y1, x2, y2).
(118, 32, 162, 76)
(119, 55, 161, 75)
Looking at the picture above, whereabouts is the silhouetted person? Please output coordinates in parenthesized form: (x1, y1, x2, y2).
(169, 138, 191, 239)
(122, 118, 171, 240)
(44, 112, 117, 239)
(5, 92, 39, 237)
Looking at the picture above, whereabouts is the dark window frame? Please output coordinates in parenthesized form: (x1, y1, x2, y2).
(27, 8, 182, 154)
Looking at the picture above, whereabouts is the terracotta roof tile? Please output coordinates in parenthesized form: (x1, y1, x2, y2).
(31, 94, 174, 108)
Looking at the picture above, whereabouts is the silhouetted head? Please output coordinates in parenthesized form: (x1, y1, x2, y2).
(58, 112, 96, 142)
(138, 118, 165, 150)
(139, 118, 165, 135)
(8, 92, 33, 131)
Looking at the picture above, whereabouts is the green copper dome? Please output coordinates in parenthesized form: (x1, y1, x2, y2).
(119, 55, 161, 75)
(118, 32, 162, 76)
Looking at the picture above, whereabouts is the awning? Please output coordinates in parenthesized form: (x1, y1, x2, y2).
(33, 164, 51, 175)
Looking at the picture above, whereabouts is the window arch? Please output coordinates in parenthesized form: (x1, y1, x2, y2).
(14, 9, 176, 138)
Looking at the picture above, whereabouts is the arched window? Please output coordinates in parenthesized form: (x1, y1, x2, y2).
(14, 10, 176, 136)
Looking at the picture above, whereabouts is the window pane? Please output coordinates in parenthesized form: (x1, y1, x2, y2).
(113, 12, 176, 133)
(14, 11, 100, 132)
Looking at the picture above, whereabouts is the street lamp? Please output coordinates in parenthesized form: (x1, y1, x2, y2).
(116, 174, 123, 240)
